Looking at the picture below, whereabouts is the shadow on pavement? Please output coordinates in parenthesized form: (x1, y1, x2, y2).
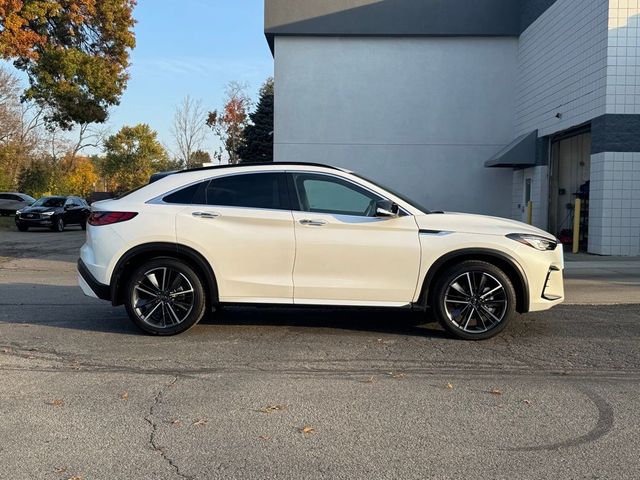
(0, 283, 450, 339)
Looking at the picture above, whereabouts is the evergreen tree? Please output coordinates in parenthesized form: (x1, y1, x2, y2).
(238, 78, 274, 163)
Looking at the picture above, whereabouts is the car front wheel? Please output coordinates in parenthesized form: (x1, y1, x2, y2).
(432, 260, 516, 340)
(51, 217, 64, 232)
(124, 258, 207, 335)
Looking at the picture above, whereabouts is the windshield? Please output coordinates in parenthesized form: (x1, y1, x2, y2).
(351, 173, 431, 214)
(32, 197, 66, 208)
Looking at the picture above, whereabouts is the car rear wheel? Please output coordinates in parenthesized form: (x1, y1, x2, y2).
(124, 258, 207, 336)
(51, 217, 64, 232)
(432, 260, 516, 340)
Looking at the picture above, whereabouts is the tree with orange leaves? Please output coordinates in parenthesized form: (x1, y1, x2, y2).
(207, 81, 252, 165)
(0, 0, 136, 129)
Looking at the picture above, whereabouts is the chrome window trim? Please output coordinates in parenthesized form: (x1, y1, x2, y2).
(146, 168, 413, 217)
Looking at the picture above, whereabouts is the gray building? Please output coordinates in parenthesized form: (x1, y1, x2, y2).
(265, 0, 640, 256)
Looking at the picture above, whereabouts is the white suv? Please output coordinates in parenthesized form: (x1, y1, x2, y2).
(78, 163, 564, 339)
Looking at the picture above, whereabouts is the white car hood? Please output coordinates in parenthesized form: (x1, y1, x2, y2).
(415, 212, 556, 239)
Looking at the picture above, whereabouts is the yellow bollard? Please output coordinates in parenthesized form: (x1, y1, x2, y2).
(573, 198, 581, 254)
(526, 201, 533, 225)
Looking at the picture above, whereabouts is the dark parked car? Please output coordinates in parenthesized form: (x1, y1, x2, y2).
(0, 192, 35, 216)
(15, 196, 90, 232)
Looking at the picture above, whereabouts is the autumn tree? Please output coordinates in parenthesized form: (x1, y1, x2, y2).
(102, 124, 175, 192)
(0, 0, 137, 129)
(171, 96, 208, 169)
(17, 158, 54, 197)
(207, 81, 251, 165)
(237, 77, 274, 163)
(57, 155, 98, 197)
(0, 66, 44, 189)
(190, 149, 212, 166)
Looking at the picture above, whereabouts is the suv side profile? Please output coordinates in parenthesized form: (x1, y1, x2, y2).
(0, 192, 35, 216)
(78, 163, 564, 340)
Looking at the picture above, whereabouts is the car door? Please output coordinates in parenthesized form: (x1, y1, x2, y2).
(63, 198, 75, 223)
(289, 172, 421, 306)
(64, 198, 80, 224)
(175, 172, 296, 303)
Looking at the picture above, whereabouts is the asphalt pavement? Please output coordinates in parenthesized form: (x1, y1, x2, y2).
(1, 228, 639, 479)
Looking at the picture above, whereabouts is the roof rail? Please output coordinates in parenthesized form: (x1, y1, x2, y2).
(182, 162, 341, 173)
(149, 162, 344, 183)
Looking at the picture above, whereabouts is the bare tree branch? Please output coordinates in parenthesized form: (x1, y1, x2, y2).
(171, 96, 209, 168)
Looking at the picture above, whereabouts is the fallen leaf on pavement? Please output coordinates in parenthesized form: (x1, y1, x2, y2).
(120, 391, 129, 400)
(390, 372, 406, 379)
(446, 383, 454, 390)
(46, 399, 64, 407)
(523, 399, 532, 405)
(489, 389, 503, 395)
(192, 418, 208, 427)
(363, 376, 376, 384)
(53, 466, 67, 474)
(257, 404, 287, 414)
(300, 426, 315, 434)
(67, 476, 82, 480)
(171, 419, 181, 427)
(259, 435, 270, 441)
(1, 348, 10, 354)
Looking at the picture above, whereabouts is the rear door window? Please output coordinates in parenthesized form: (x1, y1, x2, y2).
(163, 181, 208, 205)
(205, 173, 289, 210)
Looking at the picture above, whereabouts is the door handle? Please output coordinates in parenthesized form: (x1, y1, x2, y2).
(299, 219, 327, 227)
(192, 211, 220, 219)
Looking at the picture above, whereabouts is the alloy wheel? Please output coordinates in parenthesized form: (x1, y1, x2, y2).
(131, 267, 195, 328)
(443, 271, 508, 334)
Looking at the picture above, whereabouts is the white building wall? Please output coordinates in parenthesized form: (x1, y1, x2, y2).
(511, 166, 549, 229)
(515, 0, 609, 138)
(606, 0, 640, 115)
(589, 2, 640, 256)
(589, 152, 640, 255)
(274, 36, 518, 217)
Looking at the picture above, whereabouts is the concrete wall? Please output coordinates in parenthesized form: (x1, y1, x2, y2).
(274, 36, 518, 216)
(515, 0, 609, 137)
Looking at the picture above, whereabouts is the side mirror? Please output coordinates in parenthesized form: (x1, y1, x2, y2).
(375, 200, 399, 218)
(64, 204, 71, 210)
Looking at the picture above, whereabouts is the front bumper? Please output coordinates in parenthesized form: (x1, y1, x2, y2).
(526, 244, 565, 312)
(77, 259, 111, 301)
(16, 216, 54, 226)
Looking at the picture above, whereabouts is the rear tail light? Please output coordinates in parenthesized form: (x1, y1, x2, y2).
(88, 211, 138, 226)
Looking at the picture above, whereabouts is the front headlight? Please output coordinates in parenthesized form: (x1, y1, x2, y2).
(507, 233, 558, 251)
(15, 210, 22, 215)
(41, 211, 55, 216)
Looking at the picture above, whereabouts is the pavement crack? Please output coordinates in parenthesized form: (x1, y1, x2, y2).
(145, 376, 192, 480)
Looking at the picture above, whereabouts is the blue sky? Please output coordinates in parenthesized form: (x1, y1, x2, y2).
(106, 0, 273, 156)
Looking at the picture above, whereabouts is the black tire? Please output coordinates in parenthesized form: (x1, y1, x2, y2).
(432, 260, 516, 340)
(16, 223, 28, 232)
(124, 257, 207, 336)
(81, 221, 87, 231)
(51, 217, 64, 232)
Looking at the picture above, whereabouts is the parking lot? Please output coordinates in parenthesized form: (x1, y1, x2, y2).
(1, 227, 640, 479)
